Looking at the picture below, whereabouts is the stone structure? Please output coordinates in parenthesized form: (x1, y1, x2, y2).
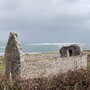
(59, 44, 82, 57)
(5, 32, 22, 81)
(4, 33, 87, 80)
(21, 53, 87, 79)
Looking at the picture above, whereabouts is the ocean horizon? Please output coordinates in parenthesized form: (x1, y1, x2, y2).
(0, 42, 90, 55)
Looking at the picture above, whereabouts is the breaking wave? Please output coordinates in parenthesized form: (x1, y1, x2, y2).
(24, 43, 86, 47)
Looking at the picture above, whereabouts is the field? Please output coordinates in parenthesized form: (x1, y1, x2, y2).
(0, 51, 90, 72)
(0, 51, 90, 89)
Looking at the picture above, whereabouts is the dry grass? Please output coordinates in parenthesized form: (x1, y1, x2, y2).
(0, 51, 90, 89)
(0, 69, 90, 90)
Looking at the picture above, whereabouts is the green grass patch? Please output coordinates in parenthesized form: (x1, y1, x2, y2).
(87, 52, 90, 55)
(0, 56, 5, 63)
(87, 62, 90, 70)
(0, 64, 5, 72)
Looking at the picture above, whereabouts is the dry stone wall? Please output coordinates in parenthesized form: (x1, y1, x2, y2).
(21, 53, 87, 79)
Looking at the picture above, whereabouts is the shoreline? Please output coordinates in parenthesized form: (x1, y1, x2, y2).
(0, 50, 90, 63)
(0, 50, 89, 56)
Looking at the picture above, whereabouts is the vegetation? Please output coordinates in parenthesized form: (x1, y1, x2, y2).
(0, 51, 90, 89)
(0, 69, 90, 90)
(88, 63, 90, 69)
(0, 56, 5, 73)
(0, 56, 5, 64)
(0, 64, 5, 72)
(86, 50, 90, 55)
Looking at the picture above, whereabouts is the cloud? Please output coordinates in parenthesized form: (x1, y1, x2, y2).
(0, 0, 90, 42)
(0, 0, 90, 30)
(1, 0, 90, 17)
(63, 0, 79, 3)
(0, 0, 20, 11)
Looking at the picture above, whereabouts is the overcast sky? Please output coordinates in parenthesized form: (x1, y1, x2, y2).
(0, 0, 90, 43)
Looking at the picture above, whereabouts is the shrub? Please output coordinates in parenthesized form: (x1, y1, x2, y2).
(0, 69, 90, 90)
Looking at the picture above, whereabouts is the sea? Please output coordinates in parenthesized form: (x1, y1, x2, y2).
(0, 42, 90, 55)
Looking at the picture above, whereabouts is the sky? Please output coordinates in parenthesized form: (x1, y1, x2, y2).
(0, 0, 90, 43)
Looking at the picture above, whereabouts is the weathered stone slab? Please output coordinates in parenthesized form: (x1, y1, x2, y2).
(5, 32, 22, 81)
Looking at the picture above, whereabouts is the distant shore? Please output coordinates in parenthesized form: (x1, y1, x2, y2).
(0, 50, 90, 63)
(0, 49, 90, 56)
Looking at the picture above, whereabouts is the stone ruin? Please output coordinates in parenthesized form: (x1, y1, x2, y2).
(5, 32, 22, 81)
(59, 44, 83, 58)
(4, 32, 87, 80)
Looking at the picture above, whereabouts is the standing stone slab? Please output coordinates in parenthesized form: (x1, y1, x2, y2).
(5, 32, 22, 80)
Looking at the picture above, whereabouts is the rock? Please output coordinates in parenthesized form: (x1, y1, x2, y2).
(5, 32, 22, 81)
(59, 44, 82, 58)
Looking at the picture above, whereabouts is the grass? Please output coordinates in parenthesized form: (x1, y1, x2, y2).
(0, 56, 5, 63)
(0, 64, 5, 72)
(0, 52, 90, 89)
(0, 56, 5, 72)
(0, 50, 90, 70)
(87, 62, 90, 70)
(85, 50, 90, 55)
(86, 50, 90, 70)
(0, 69, 90, 90)
(0, 51, 90, 71)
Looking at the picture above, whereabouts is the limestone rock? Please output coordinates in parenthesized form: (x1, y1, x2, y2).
(5, 32, 22, 80)
(59, 44, 82, 57)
